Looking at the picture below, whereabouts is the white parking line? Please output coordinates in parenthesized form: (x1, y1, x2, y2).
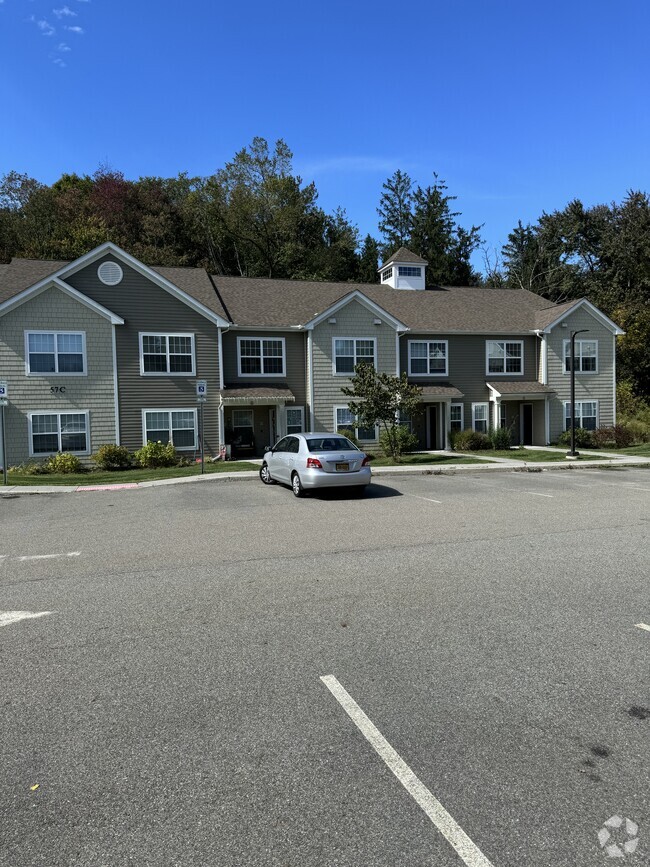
(0, 551, 81, 563)
(0, 610, 53, 628)
(320, 675, 495, 867)
(406, 494, 442, 505)
(522, 492, 553, 498)
(635, 623, 650, 633)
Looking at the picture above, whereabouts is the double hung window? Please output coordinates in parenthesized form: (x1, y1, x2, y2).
(143, 409, 197, 448)
(30, 412, 88, 454)
(472, 403, 489, 433)
(408, 340, 448, 376)
(564, 401, 598, 431)
(26, 331, 85, 375)
(449, 404, 464, 432)
(335, 406, 377, 442)
(333, 338, 375, 375)
(486, 341, 523, 374)
(237, 338, 285, 376)
(285, 407, 304, 434)
(140, 333, 194, 375)
(563, 340, 598, 373)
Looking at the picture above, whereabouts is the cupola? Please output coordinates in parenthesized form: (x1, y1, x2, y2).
(378, 247, 427, 290)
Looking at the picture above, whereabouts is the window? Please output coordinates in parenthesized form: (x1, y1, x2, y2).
(563, 339, 598, 373)
(408, 340, 448, 376)
(398, 266, 421, 277)
(564, 401, 598, 431)
(143, 409, 197, 448)
(335, 406, 377, 442)
(381, 267, 393, 282)
(26, 331, 85, 375)
(472, 403, 489, 433)
(449, 404, 464, 432)
(486, 340, 523, 375)
(232, 409, 254, 438)
(237, 337, 285, 377)
(333, 338, 375, 375)
(140, 333, 194, 375)
(30, 411, 89, 455)
(285, 406, 304, 435)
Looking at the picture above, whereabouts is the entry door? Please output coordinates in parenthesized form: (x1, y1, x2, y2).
(428, 406, 438, 450)
(522, 404, 533, 445)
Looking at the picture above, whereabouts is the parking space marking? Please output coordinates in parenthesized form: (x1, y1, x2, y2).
(406, 494, 443, 505)
(0, 551, 81, 563)
(0, 610, 53, 628)
(521, 491, 553, 498)
(635, 623, 650, 633)
(320, 675, 495, 867)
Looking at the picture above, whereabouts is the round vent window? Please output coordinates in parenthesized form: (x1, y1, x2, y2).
(97, 261, 123, 286)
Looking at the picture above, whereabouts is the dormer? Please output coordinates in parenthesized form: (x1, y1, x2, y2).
(378, 247, 427, 290)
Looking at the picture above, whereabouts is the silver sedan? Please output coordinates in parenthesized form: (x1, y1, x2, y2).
(259, 433, 372, 497)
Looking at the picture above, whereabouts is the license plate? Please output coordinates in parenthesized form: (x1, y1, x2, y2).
(335, 462, 349, 471)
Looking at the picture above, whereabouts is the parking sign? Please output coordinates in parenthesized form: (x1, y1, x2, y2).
(196, 380, 207, 397)
(0, 382, 7, 399)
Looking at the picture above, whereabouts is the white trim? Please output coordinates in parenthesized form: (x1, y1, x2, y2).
(141, 407, 198, 450)
(285, 405, 305, 434)
(111, 325, 120, 445)
(236, 335, 286, 378)
(333, 405, 379, 442)
(612, 334, 617, 422)
(545, 396, 550, 444)
(0, 277, 124, 324)
(304, 290, 408, 332)
(562, 338, 599, 375)
(307, 331, 315, 431)
(28, 409, 90, 457)
(25, 330, 87, 377)
(217, 327, 226, 390)
(139, 332, 196, 377)
(540, 332, 548, 385)
(408, 339, 449, 377)
(544, 298, 625, 335)
(485, 340, 524, 376)
(395, 332, 400, 376)
(563, 399, 599, 431)
(97, 260, 124, 286)
(332, 336, 377, 376)
(471, 402, 489, 433)
(449, 402, 464, 433)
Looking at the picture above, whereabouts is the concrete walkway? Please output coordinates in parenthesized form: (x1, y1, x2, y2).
(1, 449, 648, 494)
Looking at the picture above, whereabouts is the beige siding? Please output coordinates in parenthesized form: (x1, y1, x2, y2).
(546, 308, 616, 441)
(312, 300, 398, 437)
(221, 331, 307, 406)
(66, 255, 222, 454)
(0, 285, 116, 465)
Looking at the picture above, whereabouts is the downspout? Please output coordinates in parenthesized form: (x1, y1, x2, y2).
(218, 326, 229, 450)
(307, 330, 315, 431)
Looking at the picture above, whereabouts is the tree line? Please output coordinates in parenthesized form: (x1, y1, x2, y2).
(0, 136, 648, 399)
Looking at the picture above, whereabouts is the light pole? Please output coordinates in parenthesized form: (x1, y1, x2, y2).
(568, 329, 589, 458)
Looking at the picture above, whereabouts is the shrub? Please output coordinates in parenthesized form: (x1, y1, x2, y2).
(93, 444, 131, 470)
(490, 425, 513, 450)
(337, 428, 359, 446)
(557, 427, 594, 449)
(133, 440, 177, 468)
(619, 418, 650, 444)
(451, 428, 492, 451)
(591, 424, 635, 449)
(46, 452, 85, 474)
(8, 461, 50, 475)
(379, 425, 419, 459)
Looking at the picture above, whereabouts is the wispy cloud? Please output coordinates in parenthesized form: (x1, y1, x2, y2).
(58, 42, 71, 52)
(53, 56, 67, 67)
(53, 6, 77, 18)
(64, 24, 84, 33)
(30, 16, 56, 37)
(298, 156, 406, 177)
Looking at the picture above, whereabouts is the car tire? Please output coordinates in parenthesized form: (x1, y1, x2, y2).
(291, 472, 306, 498)
(259, 463, 275, 485)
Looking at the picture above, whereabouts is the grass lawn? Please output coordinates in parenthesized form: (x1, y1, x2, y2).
(456, 448, 606, 462)
(4, 460, 259, 487)
(616, 444, 650, 457)
(367, 453, 484, 467)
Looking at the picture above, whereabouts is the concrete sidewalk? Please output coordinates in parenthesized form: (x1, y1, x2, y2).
(1, 450, 648, 494)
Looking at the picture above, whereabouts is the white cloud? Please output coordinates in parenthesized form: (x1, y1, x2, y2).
(64, 24, 84, 33)
(53, 57, 67, 67)
(58, 42, 71, 52)
(35, 18, 56, 37)
(53, 6, 77, 18)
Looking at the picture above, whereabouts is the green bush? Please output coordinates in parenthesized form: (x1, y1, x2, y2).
(337, 428, 359, 446)
(490, 425, 513, 450)
(450, 428, 492, 451)
(133, 440, 177, 468)
(379, 425, 419, 459)
(46, 452, 85, 474)
(8, 461, 50, 475)
(93, 444, 131, 470)
(590, 424, 635, 449)
(557, 427, 594, 449)
(619, 418, 650, 444)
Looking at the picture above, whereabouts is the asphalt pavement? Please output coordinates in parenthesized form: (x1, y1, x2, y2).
(1, 467, 648, 866)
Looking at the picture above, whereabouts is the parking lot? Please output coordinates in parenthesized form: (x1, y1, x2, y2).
(1, 467, 648, 866)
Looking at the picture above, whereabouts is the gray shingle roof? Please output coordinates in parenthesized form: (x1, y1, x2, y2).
(487, 381, 556, 395)
(418, 385, 464, 398)
(0, 258, 68, 304)
(381, 247, 428, 266)
(152, 266, 228, 319)
(534, 299, 582, 331)
(220, 385, 296, 403)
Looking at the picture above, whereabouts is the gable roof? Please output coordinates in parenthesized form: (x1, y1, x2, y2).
(534, 297, 625, 334)
(381, 247, 428, 267)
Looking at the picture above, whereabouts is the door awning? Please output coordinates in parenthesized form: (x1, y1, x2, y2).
(220, 385, 296, 405)
(487, 381, 556, 401)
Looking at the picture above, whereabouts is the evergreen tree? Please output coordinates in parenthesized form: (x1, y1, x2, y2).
(377, 170, 413, 258)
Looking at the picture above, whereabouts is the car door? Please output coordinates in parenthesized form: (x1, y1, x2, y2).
(268, 437, 289, 482)
(284, 436, 301, 478)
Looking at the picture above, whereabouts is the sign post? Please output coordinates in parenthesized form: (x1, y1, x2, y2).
(0, 382, 8, 486)
(196, 380, 207, 475)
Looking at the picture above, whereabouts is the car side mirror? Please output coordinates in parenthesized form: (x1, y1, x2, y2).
(265, 445, 272, 453)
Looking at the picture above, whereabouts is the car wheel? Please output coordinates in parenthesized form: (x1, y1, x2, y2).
(291, 472, 306, 498)
(259, 463, 275, 485)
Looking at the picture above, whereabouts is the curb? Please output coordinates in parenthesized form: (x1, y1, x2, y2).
(1, 456, 648, 494)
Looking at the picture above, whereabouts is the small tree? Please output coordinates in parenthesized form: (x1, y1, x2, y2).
(341, 365, 422, 461)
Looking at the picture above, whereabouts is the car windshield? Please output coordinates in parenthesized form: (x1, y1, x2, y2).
(306, 437, 357, 452)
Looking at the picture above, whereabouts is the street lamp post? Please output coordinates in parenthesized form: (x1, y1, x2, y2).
(568, 329, 589, 458)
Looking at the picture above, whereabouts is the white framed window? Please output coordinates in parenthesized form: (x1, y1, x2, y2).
(29, 411, 89, 456)
(232, 409, 254, 437)
(564, 400, 598, 431)
(332, 337, 376, 375)
(408, 340, 448, 376)
(142, 409, 197, 449)
(486, 340, 523, 375)
(449, 403, 464, 432)
(140, 333, 195, 376)
(25, 331, 86, 375)
(237, 337, 286, 377)
(398, 266, 421, 277)
(563, 339, 598, 374)
(472, 403, 489, 433)
(285, 406, 304, 435)
(334, 406, 378, 442)
(381, 267, 393, 282)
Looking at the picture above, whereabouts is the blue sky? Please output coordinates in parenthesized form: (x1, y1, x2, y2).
(1, 0, 649, 269)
